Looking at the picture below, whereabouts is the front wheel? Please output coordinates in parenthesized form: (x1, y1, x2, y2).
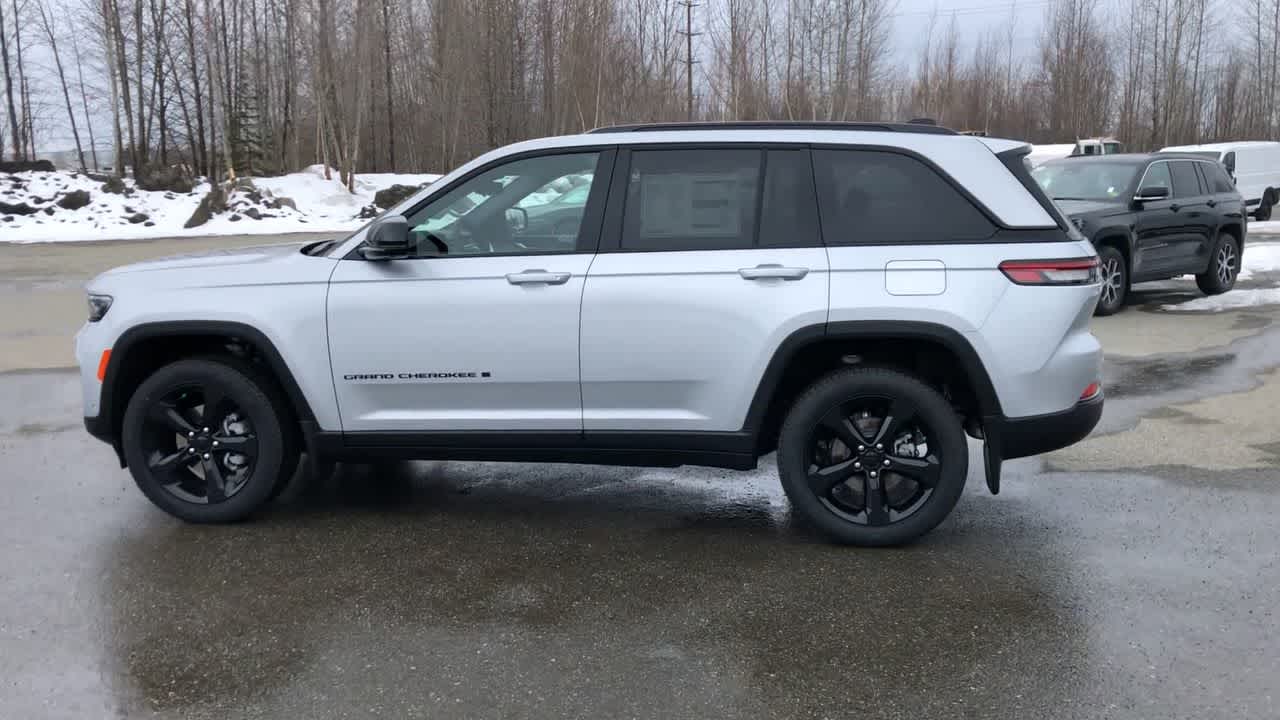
(1196, 233, 1240, 295)
(776, 367, 969, 546)
(1094, 245, 1128, 316)
(121, 358, 295, 523)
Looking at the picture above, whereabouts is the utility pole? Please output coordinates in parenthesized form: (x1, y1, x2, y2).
(678, 0, 700, 121)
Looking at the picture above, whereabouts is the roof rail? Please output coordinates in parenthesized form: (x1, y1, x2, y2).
(586, 121, 958, 136)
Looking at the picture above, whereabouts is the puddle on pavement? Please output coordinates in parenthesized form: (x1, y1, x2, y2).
(1099, 319, 1280, 433)
(1105, 353, 1235, 399)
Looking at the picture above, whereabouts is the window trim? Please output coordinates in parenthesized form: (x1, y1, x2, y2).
(343, 146, 617, 261)
(597, 142, 815, 254)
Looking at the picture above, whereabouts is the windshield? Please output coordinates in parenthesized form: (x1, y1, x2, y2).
(1032, 161, 1143, 201)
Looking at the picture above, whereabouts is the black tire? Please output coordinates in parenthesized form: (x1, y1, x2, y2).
(1255, 191, 1273, 221)
(776, 367, 968, 546)
(1094, 245, 1127, 316)
(121, 357, 295, 523)
(1196, 233, 1240, 295)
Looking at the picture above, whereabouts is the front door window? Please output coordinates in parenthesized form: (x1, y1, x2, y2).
(403, 152, 600, 257)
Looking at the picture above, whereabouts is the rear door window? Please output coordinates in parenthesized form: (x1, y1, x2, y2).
(812, 149, 996, 245)
(1170, 161, 1203, 198)
(620, 149, 760, 251)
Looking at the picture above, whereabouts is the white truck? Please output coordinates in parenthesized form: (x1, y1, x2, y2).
(1159, 141, 1280, 220)
(1028, 137, 1125, 166)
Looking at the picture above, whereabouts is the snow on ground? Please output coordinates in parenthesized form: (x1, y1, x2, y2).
(1164, 242, 1280, 311)
(1237, 242, 1280, 279)
(1246, 219, 1280, 236)
(1163, 287, 1280, 312)
(1, 165, 440, 243)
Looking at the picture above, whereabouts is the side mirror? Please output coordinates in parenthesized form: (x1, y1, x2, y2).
(358, 215, 411, 260)
(1134, 185, 1169, 202)
(505, 207, 528, 233)
(1224, 154, 1236, 175)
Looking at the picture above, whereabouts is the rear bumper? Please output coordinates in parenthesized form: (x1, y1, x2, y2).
(989, 393, 1104, 460)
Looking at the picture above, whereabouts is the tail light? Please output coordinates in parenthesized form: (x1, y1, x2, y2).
(1080, 381, 1101, 400)
(999, 257, 1099, 286)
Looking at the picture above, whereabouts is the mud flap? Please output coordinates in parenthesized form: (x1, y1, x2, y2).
(982, 437, 1002, 495)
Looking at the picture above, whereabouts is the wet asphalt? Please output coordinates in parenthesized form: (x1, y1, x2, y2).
(2, 237, 1280, 719)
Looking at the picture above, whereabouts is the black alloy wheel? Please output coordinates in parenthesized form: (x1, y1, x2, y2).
(777, 368, 968, 546)
(807, 398, 941, 527)
(138, 384, 259, 504)
(122, 358, 294, 523)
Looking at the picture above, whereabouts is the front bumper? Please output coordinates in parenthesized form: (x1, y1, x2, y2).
(84, 415, 126, 466)
(989, 392, 1104, 460)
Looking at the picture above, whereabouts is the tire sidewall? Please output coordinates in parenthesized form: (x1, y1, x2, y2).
(776, 368, 969, 546)
(1095, 245, 1127, 316)
(1198, 233, 1239, 295)
(122, 359, 286, 523)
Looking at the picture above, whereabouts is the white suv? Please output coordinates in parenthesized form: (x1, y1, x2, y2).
(77, 122, 1104, 546)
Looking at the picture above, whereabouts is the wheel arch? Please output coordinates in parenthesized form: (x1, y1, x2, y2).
(1218, 221, 1244, 251)
(744, 321, 1003, 455)
(99, 321, 318, 465)
(1092, 230, 1132, 276)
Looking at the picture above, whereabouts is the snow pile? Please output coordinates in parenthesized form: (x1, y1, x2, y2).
(1246, 219, 1280, 236)
(1164, 287, 1280, 312)
(1237, 243, 1280, 279)
(1164, 242, 1280, 311)
(1, 165, 440, 243)
(1027, 144, 1076, 166)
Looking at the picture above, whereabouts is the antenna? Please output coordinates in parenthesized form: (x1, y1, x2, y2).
(677, 1, 701, 121)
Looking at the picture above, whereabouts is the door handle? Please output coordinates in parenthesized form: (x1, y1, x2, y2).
(1206, 199, 1217, 207)
(506, 269, 571, 285)
(738, 264, 809, 281)
(1170, 203, 1181, 212)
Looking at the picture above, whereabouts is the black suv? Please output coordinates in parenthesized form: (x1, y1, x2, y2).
(1033, 153, 1247, 315)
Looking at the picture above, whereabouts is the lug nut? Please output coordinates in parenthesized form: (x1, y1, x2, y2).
(187, 448, 195, 454)
(883, 459, 891, 467)
(854, 461, 862, 469)
(875, 443, 883, 450)
(202, 427, 210, 433)
(869, 471, 878, 479)
(857, 445, 865, 452)
(202, 453, 210, 460)
(187, 431, 195, 438)
(212, 440, 219, 447)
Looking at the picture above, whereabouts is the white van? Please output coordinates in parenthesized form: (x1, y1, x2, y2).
(1159, 141, 1280, 220)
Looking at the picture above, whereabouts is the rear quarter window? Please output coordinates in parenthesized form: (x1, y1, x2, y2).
(812, 149, 996, 245)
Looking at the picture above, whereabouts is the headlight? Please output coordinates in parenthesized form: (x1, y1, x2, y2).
(87, 294, 113, 322)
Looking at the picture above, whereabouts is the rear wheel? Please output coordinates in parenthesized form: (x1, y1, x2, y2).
(1196, 233, 1240, 295)
(776, 367, 968, 546)
(1255, 190, 1274, 221)
(1094, 245, 1127, 316)
(121, 358, 295, 523)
